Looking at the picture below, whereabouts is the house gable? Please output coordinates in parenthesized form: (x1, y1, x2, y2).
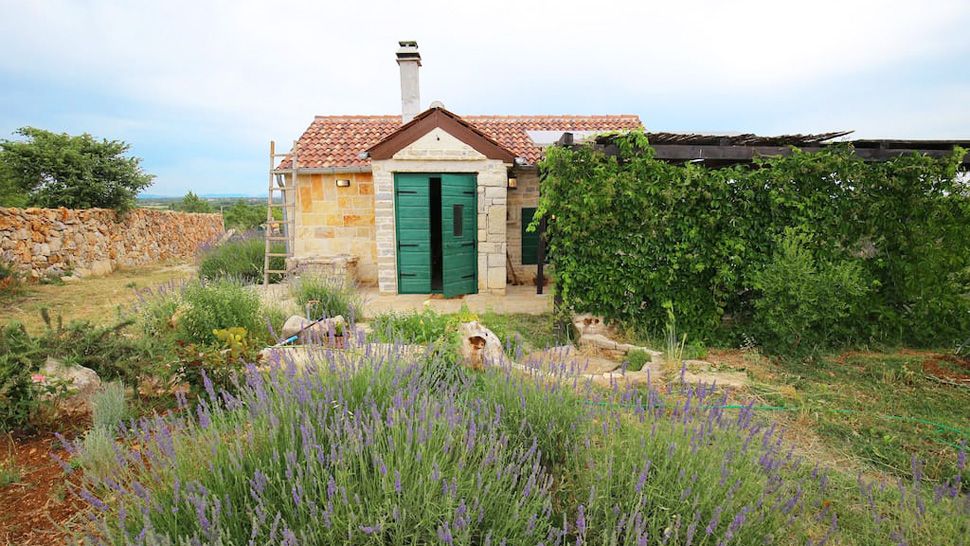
(367, 107, 516, 163)
(392, 127, 487, 161)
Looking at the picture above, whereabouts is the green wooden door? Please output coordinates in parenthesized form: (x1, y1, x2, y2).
(394, 174, 431, 294)
(440, 174, 478, 297)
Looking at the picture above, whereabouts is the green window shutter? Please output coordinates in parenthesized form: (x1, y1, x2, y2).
(521, 207, 539, 265)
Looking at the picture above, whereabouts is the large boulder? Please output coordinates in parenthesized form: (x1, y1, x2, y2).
(458, 321, 505, 371)
(39, 357, 101, 414)
(280, 315, 347, 344)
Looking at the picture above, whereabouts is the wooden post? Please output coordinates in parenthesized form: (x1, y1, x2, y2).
(536, 214, 546, 295)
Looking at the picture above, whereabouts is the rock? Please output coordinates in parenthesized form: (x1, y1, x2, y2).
(281, 315, 347, 344)
(458, 321, 505, 370)
(572, 314, 611, 337)
(90, 259, 113, 276)
(39, 357, 102, 414)
(579, 333, 618, 351)
(678, 360, 750, 389)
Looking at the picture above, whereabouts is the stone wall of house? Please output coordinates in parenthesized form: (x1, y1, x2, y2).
(372, 127, 510, 295)
(293, 172, 378, 284)
(0, 207, 224, 278)
(506, 169, 544, 284)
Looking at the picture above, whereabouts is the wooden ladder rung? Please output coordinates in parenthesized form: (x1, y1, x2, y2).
(265, 253, 290, 257)
(265, 269, 289, 274)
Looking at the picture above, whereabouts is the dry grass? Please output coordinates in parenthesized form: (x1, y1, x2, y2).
(2, 263, 195, 332)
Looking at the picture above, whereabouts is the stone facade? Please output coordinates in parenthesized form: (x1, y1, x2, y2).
(293, 172, 378, 284)
(371, 127, 510, 295)
(0, 207, 224, 278)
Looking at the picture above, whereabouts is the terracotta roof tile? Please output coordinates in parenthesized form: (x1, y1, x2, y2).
(279, 113, 642, 169)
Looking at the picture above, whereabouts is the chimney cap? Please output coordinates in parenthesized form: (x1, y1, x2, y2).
(396, 40, 421, 65)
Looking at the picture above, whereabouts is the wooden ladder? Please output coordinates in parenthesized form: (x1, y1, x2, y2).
(263, 140, 297, 286)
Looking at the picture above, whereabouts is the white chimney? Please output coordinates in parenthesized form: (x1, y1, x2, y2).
(396, 40, 421, 124)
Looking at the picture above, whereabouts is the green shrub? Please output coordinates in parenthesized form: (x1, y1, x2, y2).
(370, 307, 452, 344)
(474, 367, 587, 467)
(135, 284, 182, 338)
(291, 275, 362, 321)
(538, 132, 970, 351)
(75, 426, 117, 480)
(751, 231, 871, 356)
(178, 279, 261, 345)
(260, 303, 290, 343)
(198, 238, 285, 285)
(0, 343, 38, 431)
(625, 348, 649, 371)
(0, 260, 26, 300)
(91, 382, 128, 430)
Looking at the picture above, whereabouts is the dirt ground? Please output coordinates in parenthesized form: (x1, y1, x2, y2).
(0, 423, 87, 544)
(3, 263, 195, 332)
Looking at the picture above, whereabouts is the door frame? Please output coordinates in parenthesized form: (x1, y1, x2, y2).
(393, 172, 479, 295)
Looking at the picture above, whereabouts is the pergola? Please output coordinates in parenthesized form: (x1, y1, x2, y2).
(589, 131, 970, 168)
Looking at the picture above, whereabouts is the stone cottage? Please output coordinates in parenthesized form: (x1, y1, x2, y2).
(279, 41, 641, 296)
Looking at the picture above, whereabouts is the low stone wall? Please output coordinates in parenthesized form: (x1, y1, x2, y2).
(0, 207, 224, 278)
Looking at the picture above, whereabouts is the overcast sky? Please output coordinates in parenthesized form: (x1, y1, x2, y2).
(1, 0, 968, 196)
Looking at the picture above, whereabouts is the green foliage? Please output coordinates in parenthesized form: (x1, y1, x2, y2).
(0, 126, 154, 210)
(197, 237, 285, 284)
(625, 348, 649, 372)
(0, 323, 40, 431)
(475, 368, 587, 467)
(751, 231, 872, 356)
(221, 200, 280, 231)
(0, 259, 26, 300)
(538, 131, 970, 353)
(291, 275, 363, 321)
(75, 426, 117, 480)
(170, 191, 213, 213)
(178, 279, 261, 345)
(261, 303, 289, 343)
(91, 382, 128, 430)
(175, 327, 261, 394)
(370, 307, 454, 344)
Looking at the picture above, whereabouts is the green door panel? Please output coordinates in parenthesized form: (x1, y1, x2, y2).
(521, 206, 548, 265)
(521, 207, 539, 265)
(394, 174, 431, 294)
(440, 174, 478, 297)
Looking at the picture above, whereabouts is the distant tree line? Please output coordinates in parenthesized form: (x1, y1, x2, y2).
(170, 192, 281, 231)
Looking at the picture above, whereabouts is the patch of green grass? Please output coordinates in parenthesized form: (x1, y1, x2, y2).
(765, 352, 970, 481)
(479, 311, 559, 351)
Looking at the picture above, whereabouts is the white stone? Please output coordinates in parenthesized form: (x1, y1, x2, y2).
(458, 321, 505, 370)
(40, 357, 101, 414)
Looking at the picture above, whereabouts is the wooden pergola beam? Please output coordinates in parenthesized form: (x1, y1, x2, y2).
(650, 145, 970, 165)
(648, 144, 970, 166)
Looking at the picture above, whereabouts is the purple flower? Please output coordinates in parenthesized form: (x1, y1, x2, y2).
(576, 504, 586, 535)
(394, 470, 402, 493)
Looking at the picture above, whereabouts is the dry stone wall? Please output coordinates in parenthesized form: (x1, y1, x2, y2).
(0, 207, 224, 278)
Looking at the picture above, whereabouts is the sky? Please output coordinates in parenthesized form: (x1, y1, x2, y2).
(1, 0, 968, 196)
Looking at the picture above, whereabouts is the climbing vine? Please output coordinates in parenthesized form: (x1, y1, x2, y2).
(536, 130, 969, 352)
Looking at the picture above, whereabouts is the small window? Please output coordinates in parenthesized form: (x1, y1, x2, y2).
(453, 204, 463, 236)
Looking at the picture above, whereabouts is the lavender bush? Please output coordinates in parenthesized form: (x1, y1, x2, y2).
(66, 343, 968, 545)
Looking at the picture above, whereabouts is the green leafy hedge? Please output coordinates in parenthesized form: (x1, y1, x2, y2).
(537, 131, 970, 353)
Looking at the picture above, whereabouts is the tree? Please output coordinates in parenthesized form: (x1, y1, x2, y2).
(172, 191, 214, 213)
(222, 200, 280, 231)
(0, 127, 154, 210)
